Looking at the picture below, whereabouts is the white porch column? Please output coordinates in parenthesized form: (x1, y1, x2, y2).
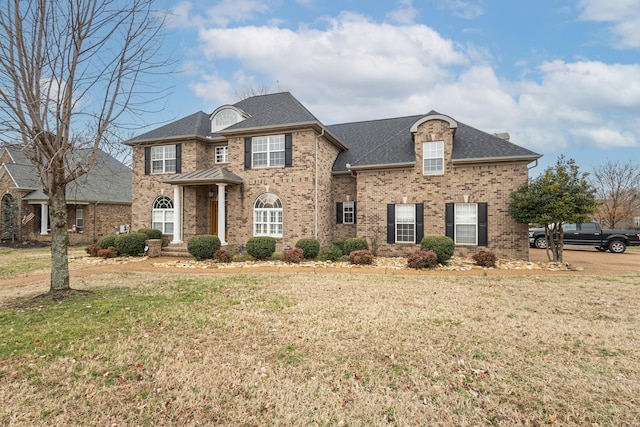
(217, 183, 227, 245)
(40, 203, 49, 235)
(171, 185, 183, 243)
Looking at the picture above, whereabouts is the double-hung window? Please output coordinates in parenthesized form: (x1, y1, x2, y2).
(423, 141, 444, 175)
(151, 145, 176, 174)
(396, 204, 416, 243)
(215, 146, 228, 163)
(343, 201, 355, 224)
(454, 203, 477, 245)
(75, 206, 84, 229)
(252, 135, 285, 168)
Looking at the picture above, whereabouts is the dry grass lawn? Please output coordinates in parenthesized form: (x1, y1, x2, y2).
(1, 249, 639, 426)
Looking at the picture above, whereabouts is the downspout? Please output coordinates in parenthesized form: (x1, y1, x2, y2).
(527, 159, 538, 170)
(93, 201, 100, 242)
(315, 128, 325, 239)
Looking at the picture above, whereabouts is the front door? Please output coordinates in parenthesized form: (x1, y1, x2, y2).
(209, 199, 228, 240)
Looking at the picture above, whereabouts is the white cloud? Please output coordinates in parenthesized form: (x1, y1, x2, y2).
(182, 4, 640, 157)
(436, 0, 485, 20)
(578, 0, 640, 48)
(386, 0, 420, 25)
(204, 0, 270, 27)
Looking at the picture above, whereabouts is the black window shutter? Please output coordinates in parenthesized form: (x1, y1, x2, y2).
(336, 202, 343, 224)
(285, 133, 293, 167)
(175, 143, 182, 173)
(144, 147, 151, 175)
(445, 203, 455, 240)
(415, 203, 424, 243)
(244, 137, 252, 170)
(478, 202, 488, 246)
(353, 202, 357, 224)
(387, 204, 395, 244)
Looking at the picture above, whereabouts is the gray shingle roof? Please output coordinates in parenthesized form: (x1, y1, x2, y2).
(126, 93, 541, 172)
(127, 111, 211, 143)
(2, 146, 131, 203)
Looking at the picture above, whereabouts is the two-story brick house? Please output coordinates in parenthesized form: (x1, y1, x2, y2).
(127, 92, 540, 259)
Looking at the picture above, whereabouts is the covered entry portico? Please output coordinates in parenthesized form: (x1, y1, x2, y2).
(162, 167, 242, 245)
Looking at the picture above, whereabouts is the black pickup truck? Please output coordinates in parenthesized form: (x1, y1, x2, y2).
(529, 222, 640, 253)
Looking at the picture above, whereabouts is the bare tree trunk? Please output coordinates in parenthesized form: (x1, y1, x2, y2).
(49, 184, 70, 291)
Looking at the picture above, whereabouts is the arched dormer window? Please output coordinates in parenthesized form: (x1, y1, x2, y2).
(210, 107, 245, 133)
(253, 193, 283, 237)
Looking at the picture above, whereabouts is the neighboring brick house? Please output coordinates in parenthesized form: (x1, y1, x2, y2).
(126, 92, 541, 259)
(0, 146, 132, 244)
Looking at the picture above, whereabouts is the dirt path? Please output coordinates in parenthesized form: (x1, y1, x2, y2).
(1, 248, 638, 302)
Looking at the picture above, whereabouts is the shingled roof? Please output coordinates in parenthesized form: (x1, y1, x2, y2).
(0, 146, 132, 204)
(126, 92, 540, 171)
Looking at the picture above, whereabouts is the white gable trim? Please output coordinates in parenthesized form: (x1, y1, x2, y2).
(410, 114, 458, 133)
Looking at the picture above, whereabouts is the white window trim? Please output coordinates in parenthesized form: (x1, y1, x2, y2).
(75, 206, 84, 229)
(343, 200, 354, 224)
(395, 204, 416, 243)
(253, 193, 283, 238)
(454, 203, 478, 245)
(215, 146, 228, 164)
(211, 108, 242, 132)
(423, 141, 444, 176)
(151, 145, 176, 174)
(152, 196, 174, 234)
(252, 135, 285, 168)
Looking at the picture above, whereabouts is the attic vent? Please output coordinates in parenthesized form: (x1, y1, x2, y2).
(494, 132, 510, 141)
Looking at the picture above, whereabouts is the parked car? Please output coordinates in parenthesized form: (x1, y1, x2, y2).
(529, 222, 640, 253)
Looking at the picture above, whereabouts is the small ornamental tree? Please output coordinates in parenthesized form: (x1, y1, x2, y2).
(509, 156, 597, 262)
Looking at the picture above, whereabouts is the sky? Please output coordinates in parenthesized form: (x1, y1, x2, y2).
(143, 0, 640, 176)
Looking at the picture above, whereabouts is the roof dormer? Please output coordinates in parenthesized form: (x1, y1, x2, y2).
(209, 106, 248, 133)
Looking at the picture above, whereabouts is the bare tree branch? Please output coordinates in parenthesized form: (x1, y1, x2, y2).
(590, 160, 640, 228)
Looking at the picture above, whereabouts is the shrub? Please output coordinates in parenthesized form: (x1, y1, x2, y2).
(214, 248, 232, 263)
(420, 236, 455, 263)
(97, 246, 118, 258)
(187, 235, 222, 260)
(343, 237, 369, 255)
(97, 234, 117, 250)
(349, 249, 374, 265)
(114, 232, 147, 256)
(284, 247, 304, 263)
(323, 244, 343, 261)
(137, 228, 163, 240)
(332, 240, 345, 255)
(295, 238, 320, 259)
(406, 249, 438, 269)
(472, 249, 497, 268)
(246, 236, 276, 260)
(85, 243, 99, 257)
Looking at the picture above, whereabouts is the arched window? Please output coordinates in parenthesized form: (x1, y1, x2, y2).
(254, 193, 282, 237)
(152, 196, 174, 234)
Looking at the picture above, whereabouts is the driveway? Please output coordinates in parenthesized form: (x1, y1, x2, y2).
(529, 246, 639, 276)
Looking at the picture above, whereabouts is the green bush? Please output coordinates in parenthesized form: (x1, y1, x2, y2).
(284, 247, 304, 263)
(406, 249, 438, 269)
(420, 236, 455, 263)
(97, 234, 117, 250)
(187, 235, 222, 260)
(214, 248, 232, 263)
(246, 236, 276, 260)
(349, 249, 374, 265)
(472, 249, 497, 268)
(343, 237, 369, 255)
(323, 244, 343, 261)
(332, 240, 345, 255)
(295, 238, 320, 259)
(137, 228, 163, 240)
(114, 233, 147, 256)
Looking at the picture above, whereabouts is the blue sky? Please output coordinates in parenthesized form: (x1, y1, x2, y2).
(144, 0, 640, 175)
